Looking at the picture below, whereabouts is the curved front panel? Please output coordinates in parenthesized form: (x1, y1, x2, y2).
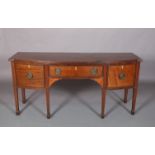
(108, 64, 136, 88)
(15, 62, 44, 88)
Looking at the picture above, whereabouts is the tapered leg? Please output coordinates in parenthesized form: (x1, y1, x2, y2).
(13, 87, 20, 115)
(124, 88, 128, 103)
(21, 88, 26, 104)
(11, 61, 20, 115)
(45, 88, 50, 119)
(101, 88, 106, 118)
(131, 87, 138, 115)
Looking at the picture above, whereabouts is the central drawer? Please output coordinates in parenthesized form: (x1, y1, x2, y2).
(49, 66, 103, 78)
(15, 62, 44, 88)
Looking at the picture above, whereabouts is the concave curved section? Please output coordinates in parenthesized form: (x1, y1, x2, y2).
(49, 78, 103, 88)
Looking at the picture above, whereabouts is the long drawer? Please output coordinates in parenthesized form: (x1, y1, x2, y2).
(49, 65, 103, 78)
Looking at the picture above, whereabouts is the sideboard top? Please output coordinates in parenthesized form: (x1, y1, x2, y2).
(9, 52, 142, 64)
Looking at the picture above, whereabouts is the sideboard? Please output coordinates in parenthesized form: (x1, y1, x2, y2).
(9, 52, 142, 119)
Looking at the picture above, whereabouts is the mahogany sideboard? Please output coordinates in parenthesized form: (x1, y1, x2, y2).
(9, 52, 142, 119)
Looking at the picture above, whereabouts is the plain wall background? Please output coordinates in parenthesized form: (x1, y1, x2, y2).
(0, 28, 155, 81)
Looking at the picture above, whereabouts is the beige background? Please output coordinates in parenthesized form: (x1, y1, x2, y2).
(0, 28, 155, 81)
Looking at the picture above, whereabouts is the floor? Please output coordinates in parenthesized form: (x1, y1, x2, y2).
(0, 79, 155, 127)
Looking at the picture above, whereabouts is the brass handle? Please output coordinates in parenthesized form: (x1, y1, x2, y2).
(119, 72, 126, 80)
(55, 68, 62, 75)
(91, 68, 98, 75)
(26, 72, 33, 80)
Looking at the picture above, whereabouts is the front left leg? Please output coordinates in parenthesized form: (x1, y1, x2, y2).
(13, 86, 20, 115)
(45, 88, 50, 119)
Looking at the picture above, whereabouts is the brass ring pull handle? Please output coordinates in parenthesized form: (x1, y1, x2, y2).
(26, 72, 33, 80)
(91, 68, 98, 75)
(119, 72, 126, 80)
(55, 68, 62, 75)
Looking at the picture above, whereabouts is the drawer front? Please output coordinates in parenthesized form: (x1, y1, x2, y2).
(108, 64, 136, 88)
(76, 66, 102, 77)
(49, 66, 102, 78)
(15, 63, 44, 88)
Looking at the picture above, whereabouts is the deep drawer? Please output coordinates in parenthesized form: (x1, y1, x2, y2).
(108, 64, 136, 88)
(15, 63, 44, 88)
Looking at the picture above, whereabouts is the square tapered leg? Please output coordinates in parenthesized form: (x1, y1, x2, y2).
(131, 87, 138, 115)
(124, 88, 128, 103)
(101, 88, 106, 118)
(45, 88, 50, 119)
(21, 88, 26, 104)
(13, 87, 20, 115)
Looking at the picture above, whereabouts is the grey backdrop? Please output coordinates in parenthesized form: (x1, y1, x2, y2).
(0, 28, 155, 126)
(0, 28, 155, 81)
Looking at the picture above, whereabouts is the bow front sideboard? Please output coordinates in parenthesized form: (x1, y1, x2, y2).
(9, 52, 142, 119)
